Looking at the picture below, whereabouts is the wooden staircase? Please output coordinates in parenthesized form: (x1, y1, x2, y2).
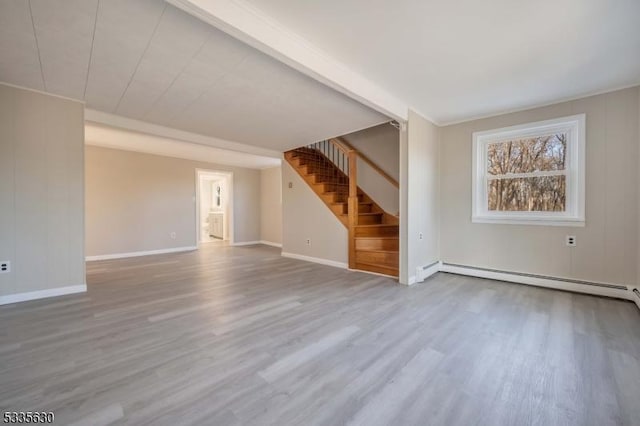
(284, 139, 399, 278)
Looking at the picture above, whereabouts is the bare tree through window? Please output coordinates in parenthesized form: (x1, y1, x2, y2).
(487, 133, 567, 212)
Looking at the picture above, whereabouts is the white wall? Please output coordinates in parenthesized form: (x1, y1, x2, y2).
(282, 161, 348, 265)
(401, 110, 440, 284)
(260, 166, 283, 245)
(637, 87, 640, 288)
(0, 84, 85, 303)
(440, 87, 640, 286)
(343, 123, 399, 214)
(85, 146, 261, 257)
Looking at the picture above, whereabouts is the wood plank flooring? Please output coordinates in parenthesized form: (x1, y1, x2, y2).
(1, 244, 640, 425)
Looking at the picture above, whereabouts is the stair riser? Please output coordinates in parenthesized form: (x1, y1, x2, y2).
(355, 226, 399, 237)
(290, 151, 322, 159)
(321, 193, 353, 203)
(300, 161, 337, 171)
(354, 262, 399, 277)
(355, 239, 399, 251)
(359, 204, 373, 213)
(315, 183, 351, 193)
(331, 203, 374, 215)
(356, 251, 398, 268)
(357, 215, 384, 225)
(383, 216, 400, 225)
(331, 204, 347, 215)
(309, 174, 348, 185)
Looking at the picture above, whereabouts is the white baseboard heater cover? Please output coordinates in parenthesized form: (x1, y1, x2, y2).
(440, 262, 633, 302)
(633, 288, 640, 309)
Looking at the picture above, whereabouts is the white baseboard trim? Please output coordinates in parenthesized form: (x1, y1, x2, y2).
(281, 252, 348, 269)
(440, 262, 633, 301)
(259, 240, 282, 248)
(86, 246, 197, 261)
(0, 284, 87, 305)
(231, 241, 261, 246)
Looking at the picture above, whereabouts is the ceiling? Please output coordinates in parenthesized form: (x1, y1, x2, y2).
(85, 123, 281, 169)
(0, 0, 388, 151)
(241, 0, 640, 124)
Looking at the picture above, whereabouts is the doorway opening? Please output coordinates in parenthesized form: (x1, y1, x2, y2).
(196, 169, 234, 245)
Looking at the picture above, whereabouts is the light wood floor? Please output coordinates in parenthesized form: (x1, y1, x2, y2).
(1, 244, 640, 425)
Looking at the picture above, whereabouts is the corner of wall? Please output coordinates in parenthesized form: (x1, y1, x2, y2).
(637, 86, 640, 287)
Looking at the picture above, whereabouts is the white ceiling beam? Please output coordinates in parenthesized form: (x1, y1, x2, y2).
(165, 0, 408, 121)
(85, 122, 281, 169)
(85, 108, 282, 159)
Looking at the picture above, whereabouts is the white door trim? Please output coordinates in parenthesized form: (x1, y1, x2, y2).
(195, 169, 235, 246)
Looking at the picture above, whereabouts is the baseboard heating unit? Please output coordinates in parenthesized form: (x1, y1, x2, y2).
(633, 288, 640, 310)
(439, 262, 634, 304)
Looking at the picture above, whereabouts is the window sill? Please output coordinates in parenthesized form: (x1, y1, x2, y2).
(472, 216, 585, 227)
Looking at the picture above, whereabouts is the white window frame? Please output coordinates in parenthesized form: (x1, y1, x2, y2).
(472, 114, 586, 226)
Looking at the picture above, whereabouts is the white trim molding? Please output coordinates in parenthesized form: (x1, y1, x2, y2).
(232, 241, 261, 246)
(166, 0, 409, 121)
(86, 246, 197, 261)
(281, 252, 348, 269)
(440, 263, 633, 301)
(472, 114, 586, 226)
(0, 285, 87, 306)
(0, 81, 86, 104)
(259, 240, 283, 248)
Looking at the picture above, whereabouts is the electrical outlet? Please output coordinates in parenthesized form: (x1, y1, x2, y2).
(566, 235, 576, 247)
(419, 232, 423, 240)
(170, 232, 177, 240)
(288, 182, 293, 188)
(306, 239, 311, 246)
(0, 261, 10, 273)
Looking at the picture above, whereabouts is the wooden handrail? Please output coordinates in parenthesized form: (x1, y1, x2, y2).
(328, 137, 352, 154)
(329, 137, 399, 188)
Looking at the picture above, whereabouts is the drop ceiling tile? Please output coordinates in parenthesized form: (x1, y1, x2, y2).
(144, 32, 249, 126)
(0, 1, 44, 90)
(84, 0, 166, 112)
(30, 0, 97, 100)
(191, 30, 249, 76)
(115, 5, 212, 119)
(144, 71, 223, 127)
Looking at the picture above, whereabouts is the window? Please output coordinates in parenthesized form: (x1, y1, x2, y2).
(472, 114, 585, 226)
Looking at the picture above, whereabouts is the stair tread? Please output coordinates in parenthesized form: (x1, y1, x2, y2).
(355, 224, 399, 228)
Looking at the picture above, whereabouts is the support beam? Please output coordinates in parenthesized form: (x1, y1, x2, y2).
(166, 0, 408, 121)
(85, 109, 282, 159)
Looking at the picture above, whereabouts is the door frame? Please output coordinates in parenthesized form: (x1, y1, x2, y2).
(195, 169, 234, 245)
